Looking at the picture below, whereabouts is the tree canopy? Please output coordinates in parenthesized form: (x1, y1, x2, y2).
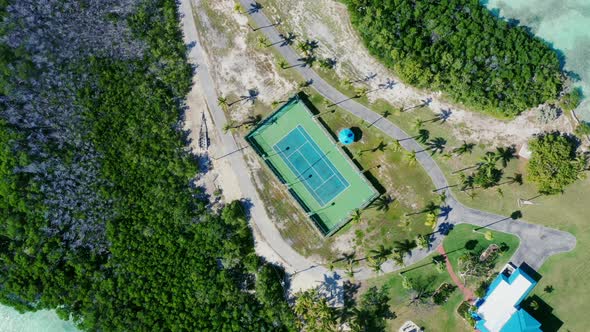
(527, 132, 586, 194)
(345, 0, 563, 117)
(0, 0, 294, 330)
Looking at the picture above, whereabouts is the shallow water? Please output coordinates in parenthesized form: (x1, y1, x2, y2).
(484, 0, 590, 121)
(0, 306, 78, 332)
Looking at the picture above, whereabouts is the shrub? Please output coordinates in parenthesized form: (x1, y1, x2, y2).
(527, 132, 586, 194)
(560, 88, 582, 112)
(432, 283, 456, 305)
(575, 122, 590, 137)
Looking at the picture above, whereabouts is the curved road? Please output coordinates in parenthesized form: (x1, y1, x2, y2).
(180, 0, 576, 286)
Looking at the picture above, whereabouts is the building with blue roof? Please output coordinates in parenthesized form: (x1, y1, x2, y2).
(473, 263, 541, 332)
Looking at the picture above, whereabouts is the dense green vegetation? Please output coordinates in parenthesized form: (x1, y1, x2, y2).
(294, 285, 394, 332)
(345, 0, 563, 117)
(0, 0, 295, 330)
(527, 132, 587, 195)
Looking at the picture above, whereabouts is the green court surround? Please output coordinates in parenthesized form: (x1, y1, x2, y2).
(245, 96, 378, 235)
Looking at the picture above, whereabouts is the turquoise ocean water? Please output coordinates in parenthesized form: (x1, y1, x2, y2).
(0, 306, 77, 332)
(0, 0, 588, 330)
(485, 0, 590, 121)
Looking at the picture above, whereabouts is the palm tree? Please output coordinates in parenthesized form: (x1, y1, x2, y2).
(389, 140, 402, 153)
(345, 261, 355, 278)
(479, 151, 500, 171)
(355, 149, 364, 160)
(222, 120, 237, 133)
(401, 274, 413, 289)
(217, 96, 229, 111)
(424, 212, 437, 229)
(381, 109, 392, 118)
(437, 191, 447, 205)
(416, 235, 429, 249)
(391, 251, 405, 267)
(496, 187, 504, 198)
(296, 40, 310, 54)
(393, 239, 415, 256)
(507, 173, 523, 185)
(342, 251, 356, 265)
(367, 256, 384, 273)
(371, 194, 393, 211)
(452, 141, 475, 156)
(277, 58, 288, 69)
(412, 118, 424, 131)
(318, 57, 335, 70)
(441, 152, 452, 160)
(354, 86, 368, 97)
(369, 244, 392, 260)
(434, 259, 446, 274)
(342, 77, 353, 88)
(426, 137, 446, 155)
(371, 141, 388, 153)
(404, 150, 417, 166)
(257, 35, 269, 48)
(300, 55, 316, 67)
(495, 146, 515, 168)
(422, 201, 439, 214)
(459, 172, 474, 191)
(398, 215, 412, 232)
(233, 3, 243, 13)
(350, 208, 362, 223)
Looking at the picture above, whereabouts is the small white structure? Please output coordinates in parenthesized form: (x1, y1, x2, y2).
(399, 320, 422, 332)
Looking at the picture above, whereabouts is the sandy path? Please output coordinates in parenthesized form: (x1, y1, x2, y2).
(179, 0, 332, 292)
(436, 245, 476, 302)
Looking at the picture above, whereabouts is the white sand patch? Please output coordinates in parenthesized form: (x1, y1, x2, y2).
(183, 74, 244, 203)
(195, 0, 295, 122)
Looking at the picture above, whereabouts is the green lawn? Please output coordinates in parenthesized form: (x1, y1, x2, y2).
(367, 254, 470, 332)
(366, 225, 520, 331)
(442, 224, 520, 289)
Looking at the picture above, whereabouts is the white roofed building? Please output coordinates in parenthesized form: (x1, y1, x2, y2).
(474, 263, 541, 332)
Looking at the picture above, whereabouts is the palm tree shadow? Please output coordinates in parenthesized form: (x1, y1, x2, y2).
(247, 1, 263, 14)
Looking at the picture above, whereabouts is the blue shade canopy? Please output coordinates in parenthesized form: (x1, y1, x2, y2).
(338, 128, 355, 145)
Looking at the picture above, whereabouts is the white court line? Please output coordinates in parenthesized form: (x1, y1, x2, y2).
(313, 173, 336, 192)
(297, 126, 349, 186)
(292, 150, 323, 183)
(284, 141, 308, 159)
(271, 126, 301, 153)
(295, 127, 334, 181)
(296, 145, 330, 182)
(322, 175, 352, 205)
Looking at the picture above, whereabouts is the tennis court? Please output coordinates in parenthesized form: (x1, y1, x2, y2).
(245, 96, 378, 236)
(273, 125, 349, 206)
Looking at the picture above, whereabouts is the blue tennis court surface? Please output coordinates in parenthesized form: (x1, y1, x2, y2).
(273, 125, 349, 206)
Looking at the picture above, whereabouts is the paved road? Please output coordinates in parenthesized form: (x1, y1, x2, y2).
(237, 0, 576, 272)
(180, 0, 576, 287)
